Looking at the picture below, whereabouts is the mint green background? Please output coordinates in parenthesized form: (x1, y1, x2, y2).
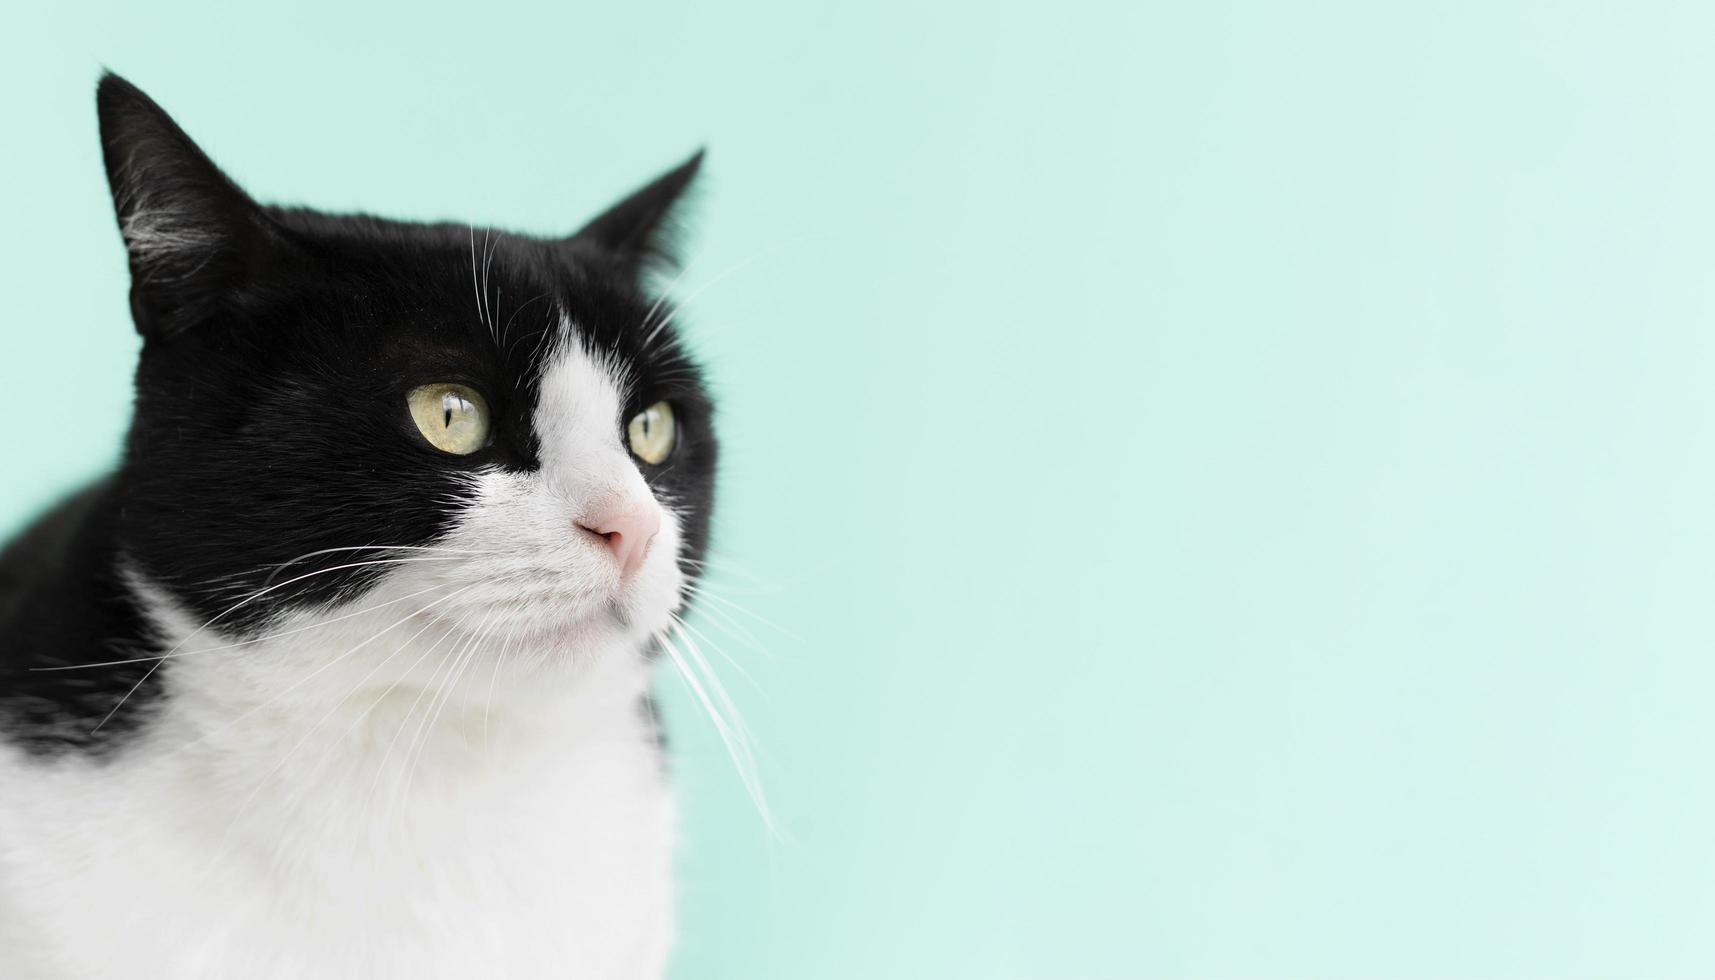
(6, 2, 1715, 977)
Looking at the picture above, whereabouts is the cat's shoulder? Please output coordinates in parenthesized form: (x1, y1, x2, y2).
(0, 476, 163, 754)
(0, 478, 118, 581)
(0, 477, 121, 626)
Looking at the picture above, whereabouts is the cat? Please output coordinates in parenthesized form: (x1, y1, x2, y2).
(0, 73, 716, 979)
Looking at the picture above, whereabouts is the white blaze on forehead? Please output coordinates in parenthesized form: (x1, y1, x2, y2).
(534, 316, 646, 502)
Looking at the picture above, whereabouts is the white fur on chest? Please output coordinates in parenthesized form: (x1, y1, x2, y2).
(0, 615, 675, 980)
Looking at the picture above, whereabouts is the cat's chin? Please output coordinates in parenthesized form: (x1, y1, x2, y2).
(446, 597, 672, 662)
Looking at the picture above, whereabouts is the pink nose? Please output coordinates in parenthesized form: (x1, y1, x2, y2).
(577, 501, 661, 579)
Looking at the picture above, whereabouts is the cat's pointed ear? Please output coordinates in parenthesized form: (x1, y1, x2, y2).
(568, 149, 703, 280)
(97, 72, 277, 338)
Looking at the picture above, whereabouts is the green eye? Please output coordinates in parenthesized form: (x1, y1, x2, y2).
(627, 401, 676, 465)
(407, 383, 490, 455)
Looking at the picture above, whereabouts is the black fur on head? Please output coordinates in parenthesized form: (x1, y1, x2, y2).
(95, 72, 717, 631)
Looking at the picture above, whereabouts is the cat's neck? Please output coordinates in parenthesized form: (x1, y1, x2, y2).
(115, 576, 660, 856)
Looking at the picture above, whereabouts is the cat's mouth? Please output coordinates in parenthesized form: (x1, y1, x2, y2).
(434, 585, 668, 648)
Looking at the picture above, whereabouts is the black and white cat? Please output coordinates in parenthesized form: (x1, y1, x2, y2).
(0, 74, 717, 979)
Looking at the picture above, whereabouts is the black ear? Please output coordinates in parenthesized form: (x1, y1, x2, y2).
(97, 72, 277, 338)
(569, 149, 704, 280)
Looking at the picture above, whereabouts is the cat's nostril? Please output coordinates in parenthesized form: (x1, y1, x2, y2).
(576, 505, 660, 580)
(576, 524, 618, 549)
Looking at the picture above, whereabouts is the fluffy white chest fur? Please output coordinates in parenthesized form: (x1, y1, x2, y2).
(0, 615, 675, 980)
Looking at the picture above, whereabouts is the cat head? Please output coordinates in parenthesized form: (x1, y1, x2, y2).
(96, 74, 716, 681)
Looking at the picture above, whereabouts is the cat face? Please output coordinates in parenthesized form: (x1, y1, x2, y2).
(97, 75, 715, 672)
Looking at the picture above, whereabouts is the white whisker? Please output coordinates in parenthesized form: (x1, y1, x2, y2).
(37, 580, 462, 672)
(658, 624, 778, 837)
(680, 581, 800, 641)
(671, 611, 762, 690)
